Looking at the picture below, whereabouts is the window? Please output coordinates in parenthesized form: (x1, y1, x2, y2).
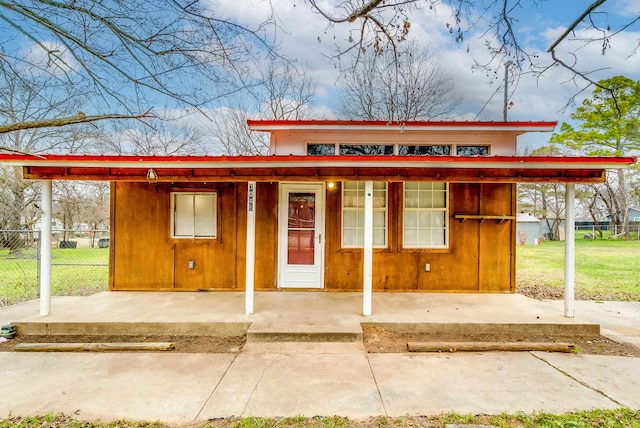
(399, 145, 451, 156)
(403, 182, 448, 248)
(307, 144, 336, 155)
(342, 182, 387, 248)
(171, 192, 217, 238)
(339, 145, 394, 155)
(456, 145, 489, 156)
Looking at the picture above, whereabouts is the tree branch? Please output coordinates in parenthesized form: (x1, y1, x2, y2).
(0, 111, 153, 134)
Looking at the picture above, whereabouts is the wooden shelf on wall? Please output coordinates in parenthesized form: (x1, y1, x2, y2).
(453, 214, 515, 224)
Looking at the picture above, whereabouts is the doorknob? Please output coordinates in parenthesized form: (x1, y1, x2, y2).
(317, 233, 322, 244)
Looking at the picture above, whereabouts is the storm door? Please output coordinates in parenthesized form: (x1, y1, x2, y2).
(278, 183, 325, 288)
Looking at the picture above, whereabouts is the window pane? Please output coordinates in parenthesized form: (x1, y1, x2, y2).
(402, 182, 448, 248)
(456, 145, 489, 156)
(194, 194, 216, 237)
(307, 144, 335, 155)
(373, 229, 386, 246)
(340, 145, 393, 155)
(343, 211, 359, 228)
(399, 145, 451, 156)
(174, 194, 194, 236)
(373, 211, 386, 228)
(288, 230, 314, 264)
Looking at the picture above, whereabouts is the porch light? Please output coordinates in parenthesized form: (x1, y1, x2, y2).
(146, 168, 158, 183)
(327, 181, 336, 190)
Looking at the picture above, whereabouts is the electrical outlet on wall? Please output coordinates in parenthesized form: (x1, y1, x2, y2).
(424, 263, 431, 272)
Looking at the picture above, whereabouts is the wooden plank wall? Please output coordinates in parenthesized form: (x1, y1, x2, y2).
(110, 181, 515, 292)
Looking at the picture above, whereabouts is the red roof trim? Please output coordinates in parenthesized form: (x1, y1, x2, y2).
(247, 119, 557, 130)
(0, 153, 635, 167)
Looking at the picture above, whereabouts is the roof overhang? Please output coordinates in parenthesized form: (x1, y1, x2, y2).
(0, 154, 635, 183)
(247, 120, 557, 133)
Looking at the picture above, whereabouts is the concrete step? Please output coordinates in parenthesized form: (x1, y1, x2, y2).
(246, 330, 363, 343)
(12, 321, 251, 337)
(363, 322, 601, 336)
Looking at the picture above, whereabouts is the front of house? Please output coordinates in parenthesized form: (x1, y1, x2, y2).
(1, 120, 635, 308)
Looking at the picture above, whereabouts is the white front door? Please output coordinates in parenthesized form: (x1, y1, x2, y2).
(278, 183, 325, 289)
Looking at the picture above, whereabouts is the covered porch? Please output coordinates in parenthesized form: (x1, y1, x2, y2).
(4, 291, 602, 340)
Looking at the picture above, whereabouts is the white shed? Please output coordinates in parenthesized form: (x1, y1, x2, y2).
(516, 213, 541, 245)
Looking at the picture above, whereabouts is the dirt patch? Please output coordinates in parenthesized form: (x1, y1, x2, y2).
(362, 325, 640, 357)
(0, 334, 245, 353)
(517, 285, 637, 302)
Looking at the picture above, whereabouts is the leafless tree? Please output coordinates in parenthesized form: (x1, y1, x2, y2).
(337, 42, 459, 121)
(308, 0, 640, 105)
(0, 61, 97, 253)
(96, 119, 209, 156)
(212, 59, 318, 155)
(0, 1, 277, 133)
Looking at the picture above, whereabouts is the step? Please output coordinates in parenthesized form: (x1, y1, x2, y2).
(12, 321, 251, 337)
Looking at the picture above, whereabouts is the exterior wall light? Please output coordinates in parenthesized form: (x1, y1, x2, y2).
(327, 181, 336, 190)
(146, 168, 158, 183)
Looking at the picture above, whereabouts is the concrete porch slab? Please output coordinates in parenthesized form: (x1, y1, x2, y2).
(3, 291, 601, 339)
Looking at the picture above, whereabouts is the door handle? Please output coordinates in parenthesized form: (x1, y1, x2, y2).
(317, 233, 322, 244)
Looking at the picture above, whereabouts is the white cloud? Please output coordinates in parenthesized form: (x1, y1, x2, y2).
(21, 40, 79, 77)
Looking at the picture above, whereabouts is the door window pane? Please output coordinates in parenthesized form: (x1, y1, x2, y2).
(287, 193, 315, 265)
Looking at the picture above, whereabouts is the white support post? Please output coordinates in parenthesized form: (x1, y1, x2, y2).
(564, 183, 575, 318)
(40, 180, 52, 316)
(363, 180, 373, 316)
(245, 181, 256, 315)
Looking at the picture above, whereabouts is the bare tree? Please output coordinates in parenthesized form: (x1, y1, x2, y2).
(0, 61, 97, 253)
(212, 59, 318, 155)
(97, 119, 209, 156)
(308, 0, 640, 105)
(0, 1, 277, 133)
(337, 42, 459, 121)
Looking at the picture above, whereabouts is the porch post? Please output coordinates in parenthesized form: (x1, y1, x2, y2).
(564, 183, 575, 318)
(245, 181, 256, 315)
(363, 180, 373, 316)
(40, 180, 52, 316)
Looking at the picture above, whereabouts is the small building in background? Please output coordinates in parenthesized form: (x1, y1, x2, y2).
(516, 212, 541, 245)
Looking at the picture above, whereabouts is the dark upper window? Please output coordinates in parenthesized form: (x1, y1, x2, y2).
(456, 145, 489, 156)
(339, 145, 394, 155)
(307, 144, 336, 155)
(399, 145, 451, 156)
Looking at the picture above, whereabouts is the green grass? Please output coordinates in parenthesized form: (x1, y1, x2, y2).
(0, 247, 109, 306)
(2, 410, 640, 428)
(517, 238, 640, 300)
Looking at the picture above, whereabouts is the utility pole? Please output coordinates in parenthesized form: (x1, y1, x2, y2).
(503, 61, 513, 121)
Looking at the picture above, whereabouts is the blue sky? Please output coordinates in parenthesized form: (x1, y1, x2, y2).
(215, 0, 639, 151)
(2, 1, 639, 153)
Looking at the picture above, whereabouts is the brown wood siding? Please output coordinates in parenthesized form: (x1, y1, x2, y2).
(111, 182, 242, 290)
(110, 180, 514, 293)
(323, 182, 514, 292)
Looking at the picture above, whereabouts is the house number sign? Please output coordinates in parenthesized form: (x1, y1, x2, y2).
(248, 183, 254, 212)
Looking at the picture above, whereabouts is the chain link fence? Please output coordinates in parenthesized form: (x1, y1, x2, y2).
(0, 229, 110, 307)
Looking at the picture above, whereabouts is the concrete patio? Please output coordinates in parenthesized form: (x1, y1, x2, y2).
(2, 291, 606, 339)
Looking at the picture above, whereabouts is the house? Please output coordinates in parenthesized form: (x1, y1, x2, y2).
(0, 120, 635, 315)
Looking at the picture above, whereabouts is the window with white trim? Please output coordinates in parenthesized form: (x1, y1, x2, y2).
(403, 182, 448, 248)
(342, 181, 387, 248)
(171, 192, 217, 238)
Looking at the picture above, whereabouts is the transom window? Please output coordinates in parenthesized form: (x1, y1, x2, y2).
(342, 182, 387, 248)
(339, 145, 393, 155)
(171, 192, 217, 238)
(456, 145, 489, 156)
(403, 182, 448, 248)
(399, 145, 451, 156)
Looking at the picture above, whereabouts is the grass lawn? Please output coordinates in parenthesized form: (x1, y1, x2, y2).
(2, 409, 640, 428)
(517, 238, 640, 300)
(0, 247, 108, 306)
(1, 238, 639, 306)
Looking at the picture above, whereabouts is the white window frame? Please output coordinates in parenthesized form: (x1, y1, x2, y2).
(171, 192, 218, 239)
(402, 182, 449, 249)
(341, 181, 388, 248)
